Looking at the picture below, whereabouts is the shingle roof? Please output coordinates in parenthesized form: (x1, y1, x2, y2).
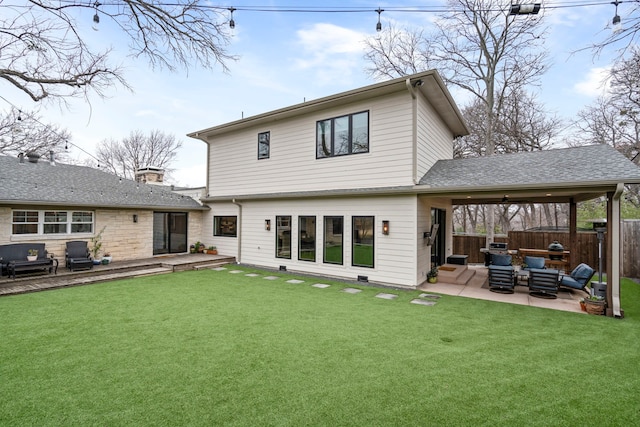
(0, 154, 205, 210)
(419, 144, 640, 188)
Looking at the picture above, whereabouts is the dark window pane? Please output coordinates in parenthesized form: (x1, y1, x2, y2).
(258, 131, 270, 159)
(276, 216, 291, 259)
(316, 120, 332, 158)
(323, 216, 343, 265)
(352, 112, 369, 153)
(299, 216, 316, 262)
(353, 216, 374, 268)
(334, 116, 349, 155)
(214, 216, 237, 237)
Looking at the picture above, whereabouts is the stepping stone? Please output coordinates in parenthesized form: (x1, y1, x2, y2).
(411, 299, 437, 306)
(342, 288, 362, 294)
(213, 267, 227, 271)
(376, 293, 398, 300)
(312, 283, 331, 289)
(229, 270, 244, 274)
(245, 273, 260, 277)
(418, 293, 441, 299)
(286, 279, 304, 284)
(264, 276, 279, 280)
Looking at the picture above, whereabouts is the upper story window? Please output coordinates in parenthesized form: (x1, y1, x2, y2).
(316, 111, 369, 158)
(12, 210, 94, 235)
(258, 131, 270, 159)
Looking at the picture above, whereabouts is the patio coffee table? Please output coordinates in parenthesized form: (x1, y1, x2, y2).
(516, 270, 529, 286)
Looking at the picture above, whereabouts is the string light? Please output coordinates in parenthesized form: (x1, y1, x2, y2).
(228, 7, 236, 29)
(375, 7, 383, 32)
(92, 1, 101, 31)
(611, 0, 621, 26)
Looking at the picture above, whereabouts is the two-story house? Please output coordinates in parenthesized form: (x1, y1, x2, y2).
(188, 70, 469, 288)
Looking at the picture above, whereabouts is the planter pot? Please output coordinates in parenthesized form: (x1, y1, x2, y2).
(206, 250, 218, 255)
(101, 257, 112, 265)
(27, 255, 37, 261)
(93, 259, 102, 265)
(585, 300, 605, 315)
(579, 301, 587, 312)
(428, 276, 438, 284)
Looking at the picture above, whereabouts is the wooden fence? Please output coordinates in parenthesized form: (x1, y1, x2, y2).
(622, 220, 640, 279)
(454, 223, 640, 279)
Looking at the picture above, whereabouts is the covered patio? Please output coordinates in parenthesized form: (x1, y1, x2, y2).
(419, 264, 585, 313)
(419, 145, 640, 317)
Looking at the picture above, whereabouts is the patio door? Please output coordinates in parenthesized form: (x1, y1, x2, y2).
(153, 212, 188, 255)
(431, 208, 446, 266)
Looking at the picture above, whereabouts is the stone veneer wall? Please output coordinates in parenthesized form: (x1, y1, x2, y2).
(0, 207, 204, 262)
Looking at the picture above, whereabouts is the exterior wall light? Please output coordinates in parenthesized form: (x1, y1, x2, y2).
(509, 3, 541, 15)
(265, 219, 271, 231)
(382, 220, 390, 235)
(133, 214, 138, 223)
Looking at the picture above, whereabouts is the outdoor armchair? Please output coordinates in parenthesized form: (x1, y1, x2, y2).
(528, 268, 560, 299)
(522, 256, 546, 270)
(66, 241, 93, 271)
(488, 265, 516, 294)
(559, 263, 595, 294)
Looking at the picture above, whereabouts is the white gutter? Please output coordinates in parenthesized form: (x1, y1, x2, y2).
(231, 198, 242, 264)
(612, 183, 624, 317)
(406, 78, 419, 185)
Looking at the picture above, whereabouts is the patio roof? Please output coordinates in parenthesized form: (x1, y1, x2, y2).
(418, 144, 640, 204)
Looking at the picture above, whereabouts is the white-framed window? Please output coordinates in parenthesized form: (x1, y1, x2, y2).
(12, 210, 94, 235)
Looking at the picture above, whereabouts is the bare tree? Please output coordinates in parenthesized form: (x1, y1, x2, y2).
(96, 130, 182, 180)
(1, 0, 234, 105)
(365, 0, 548, 245)
(0, 107, 70, 156)
(571, 48, 640, 206)
(591, 1, 640, 56)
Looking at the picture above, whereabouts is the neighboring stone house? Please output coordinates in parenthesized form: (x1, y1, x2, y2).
(0, 153, 207, 262)
(188, 70, 640, 298)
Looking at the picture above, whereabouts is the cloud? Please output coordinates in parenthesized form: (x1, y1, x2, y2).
(293, 23, 368, 85)
(573, 66, 611, 97)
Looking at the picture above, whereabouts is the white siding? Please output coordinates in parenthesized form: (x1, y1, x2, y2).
(225, 195, 420, 288)
(416, 93, 455, 179)
(203, 203, 240, 258)
(208, 93, 415, 197)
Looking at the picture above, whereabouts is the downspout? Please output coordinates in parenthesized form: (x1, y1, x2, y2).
(405, 78, 419, 184)
(232, 198, 242, 264)
(610, 183, 624, 317)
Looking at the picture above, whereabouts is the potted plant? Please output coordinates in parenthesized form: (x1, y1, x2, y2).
(194, 241, 205, 253)
(189, 244, 196, 254)
(427, 266, 438, 283)
(27, 249, 38, 261)
(91, 226, 105, 264)
(584, 295, 605, 315)
(206, 246, 218, 255)
(102, 252, 112, 265)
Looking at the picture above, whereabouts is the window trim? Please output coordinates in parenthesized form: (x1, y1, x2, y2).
(11, 210, 94, 236)
(298, 215, 316, 262)
(258, 131, 270, 160)
(323, 216, 344, 265)
(352, 216, 375, 268)
(276, 215, 292, 259)
(213, 216, 238, 237)
(316, 110, 369, 159)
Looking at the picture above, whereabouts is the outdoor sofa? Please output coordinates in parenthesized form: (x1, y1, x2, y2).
(0, 243, 58, 279)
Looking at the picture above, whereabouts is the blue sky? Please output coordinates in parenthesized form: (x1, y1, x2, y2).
(3, 1, 630, 187)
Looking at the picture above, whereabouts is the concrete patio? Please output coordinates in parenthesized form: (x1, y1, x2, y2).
(418, 264, 586, 313)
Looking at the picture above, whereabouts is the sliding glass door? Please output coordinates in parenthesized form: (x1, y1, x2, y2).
(153, 212, 188, 255)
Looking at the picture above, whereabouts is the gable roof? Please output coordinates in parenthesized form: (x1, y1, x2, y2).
(418, 144, 640, 203)
(188, 70, 469, 140)
(0, 155, 206, 210)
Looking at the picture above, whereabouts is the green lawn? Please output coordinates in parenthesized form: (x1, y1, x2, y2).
(1, 267, 639, 426)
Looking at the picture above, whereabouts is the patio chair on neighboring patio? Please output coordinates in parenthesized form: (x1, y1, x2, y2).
(559, 263, 595, 295)
(521, 256, 546, 270)
(488, 265, 516, 294)
(528, 268, 560, 299)
(66, 241, 93, 271)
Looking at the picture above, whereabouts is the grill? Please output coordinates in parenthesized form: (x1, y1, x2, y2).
(488, 242, 508, 254)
